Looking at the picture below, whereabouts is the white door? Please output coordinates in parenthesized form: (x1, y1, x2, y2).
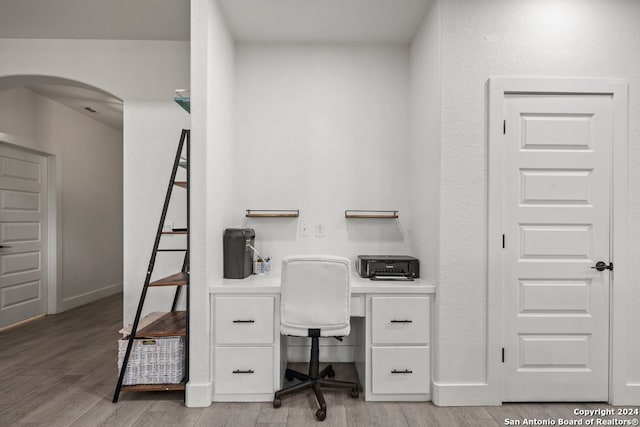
(0, 144, 48, 329)
(502, 93, 611, 401)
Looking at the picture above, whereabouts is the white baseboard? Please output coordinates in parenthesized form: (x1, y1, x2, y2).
(186, 381, 213, 407)
(61, 282, 122, 312)
(432, 382, 498, 406)
(611, 383, 640, 406)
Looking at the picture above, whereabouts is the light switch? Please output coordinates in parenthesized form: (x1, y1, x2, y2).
(315, 222, 326, 238)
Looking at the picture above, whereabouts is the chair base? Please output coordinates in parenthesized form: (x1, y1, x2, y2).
(273, 365, 359, 421)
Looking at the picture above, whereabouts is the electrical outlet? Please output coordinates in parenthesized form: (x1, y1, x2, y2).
(315, 222, 326, 237)
(300, 222, 312, 237)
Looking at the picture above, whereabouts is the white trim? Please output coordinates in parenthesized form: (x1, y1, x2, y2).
(0, 135, 57, 318)
(60, 282, 123, 311)
(186, 381, 213, 407)
(609, 81, 630, 405)
(432, 382, 495, 406)
(487, 77, 629, 405)
(47, 153, 59, 314)
(614, 384, 640, 406)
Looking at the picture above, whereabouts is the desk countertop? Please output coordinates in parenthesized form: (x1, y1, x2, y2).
(209, 273, 436, 295)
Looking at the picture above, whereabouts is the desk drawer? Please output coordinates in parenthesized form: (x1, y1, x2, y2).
(371, 346, 429, 394)
(371, 296, 430, 345)
(215, 347, 273, 394)
(215, 296, 274, 344)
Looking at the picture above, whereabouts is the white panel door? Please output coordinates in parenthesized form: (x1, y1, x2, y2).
(503, 94, 611, 401)
(0, 144, 47, 329)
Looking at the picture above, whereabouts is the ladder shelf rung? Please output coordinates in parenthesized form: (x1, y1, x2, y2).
(161, 230, 188, 235)
(174, 181, 187, 188)
(121, 382, 186, 392)
(150, 272, 188, 287)
(135, 311, 186, 337)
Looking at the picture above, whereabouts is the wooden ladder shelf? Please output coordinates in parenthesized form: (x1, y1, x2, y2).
(113, 129, 190, 402)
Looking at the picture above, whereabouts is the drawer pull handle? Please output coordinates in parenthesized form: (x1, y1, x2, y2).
(391, 369, 413, 374)
(232, 369, 255, 374)
(390, 319, 413, 323)
(232, 320, 255, 323)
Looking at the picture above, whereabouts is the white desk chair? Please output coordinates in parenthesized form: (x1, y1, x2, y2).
(273, 255, 360, 421)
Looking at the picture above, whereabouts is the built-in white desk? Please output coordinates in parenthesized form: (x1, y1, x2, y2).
(209, 274, 436, 402)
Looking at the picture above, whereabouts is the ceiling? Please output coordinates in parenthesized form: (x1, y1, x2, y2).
(0, 0, 430, 130)
(0, 0, 430, 44)
(219, 0, 431, 43)
(0, 0, 189, 41)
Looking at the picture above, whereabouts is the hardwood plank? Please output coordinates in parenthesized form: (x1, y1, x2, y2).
(135, 311, 186, 337)
(196, 402, 261, 427)
(398, 402, 439, 427)
(69, 399, 154, 427)
(131, 400, 201, 427)
(368, 402, 409, 427)
(194, 402, 244, 426)
(16, 378, 103, 426)
(150, 272, 188, 287)
(257, 400, 290, 424)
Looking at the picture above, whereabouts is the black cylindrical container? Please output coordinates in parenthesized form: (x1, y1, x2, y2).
(223, 228, 255, 279)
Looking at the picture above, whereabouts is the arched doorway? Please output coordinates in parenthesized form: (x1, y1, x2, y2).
(0, 75, 123, 329)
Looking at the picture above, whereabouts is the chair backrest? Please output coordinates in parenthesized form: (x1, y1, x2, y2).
(280, 255, 351, 337)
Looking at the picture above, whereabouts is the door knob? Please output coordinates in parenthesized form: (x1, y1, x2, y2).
(591, 261, 613, 272)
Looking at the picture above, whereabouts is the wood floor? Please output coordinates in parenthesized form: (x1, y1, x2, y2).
(1, 293, 636, 426)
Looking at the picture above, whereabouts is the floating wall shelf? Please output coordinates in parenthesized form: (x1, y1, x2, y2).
(345, 210, 399, 219)
(246, 209, 300, 218)
(174, 89, 190, 113)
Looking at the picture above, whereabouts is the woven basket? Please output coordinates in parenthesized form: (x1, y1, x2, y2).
(117, 337, 184, 385)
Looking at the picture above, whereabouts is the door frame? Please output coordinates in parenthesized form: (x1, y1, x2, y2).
(0, 133, 59, 316)
(486, 78, 629, 405)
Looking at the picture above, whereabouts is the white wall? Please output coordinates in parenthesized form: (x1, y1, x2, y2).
(409, 1, 441, 285)
(38, 94, 123, 309)
(232, 43, 411, 271)
(187, 0, 236, 406)
(434, 0, 640, 404)
(0, 87, 123, 311)
(0, 38, 190, 323)
(0, 86, 38, 143)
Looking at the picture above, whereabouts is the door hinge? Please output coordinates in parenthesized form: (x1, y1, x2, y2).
(502, 348, 505, 363)
(503, 120, 506, 135)
(502, 234, 505, 249)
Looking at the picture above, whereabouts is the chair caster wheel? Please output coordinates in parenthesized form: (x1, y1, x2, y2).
(315, 408, 326, 421)
(273, 398, 281, 408)
(284, 369, 295, 381)
(350, 388, 359, 399)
